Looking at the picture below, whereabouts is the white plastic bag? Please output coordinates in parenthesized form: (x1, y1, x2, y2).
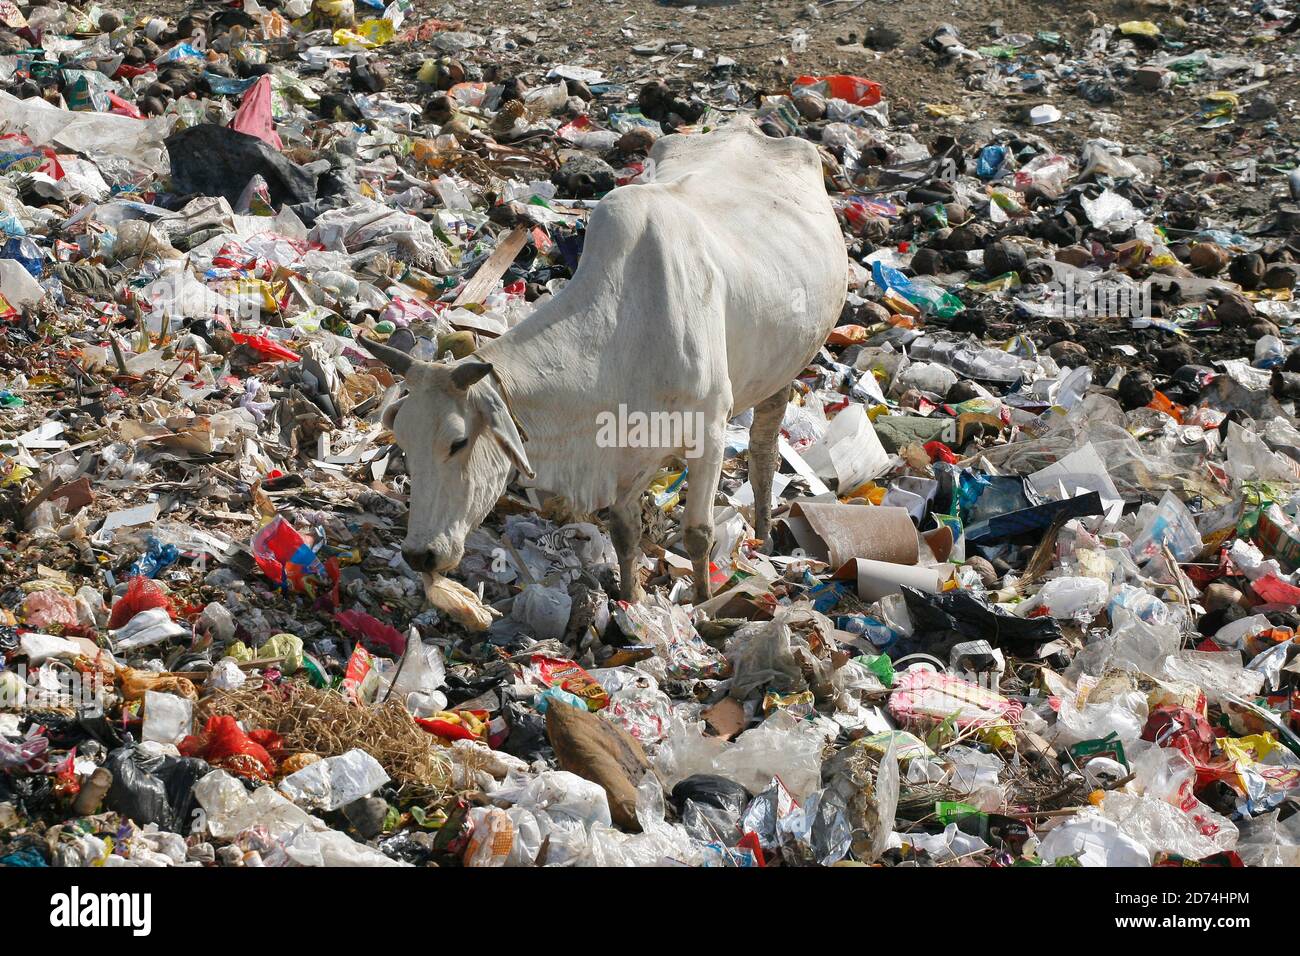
(1037, 811, 1152, 866)
(142, 690, 192, 745)
(278, 749, 390, 811)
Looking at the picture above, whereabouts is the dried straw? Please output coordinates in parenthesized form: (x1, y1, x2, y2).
(199, 682, 453, 795)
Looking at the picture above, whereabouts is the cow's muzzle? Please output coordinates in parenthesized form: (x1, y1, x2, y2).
(404, 540, 463, 574)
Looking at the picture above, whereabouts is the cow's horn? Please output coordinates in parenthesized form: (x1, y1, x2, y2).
(357, 334, 413, 375)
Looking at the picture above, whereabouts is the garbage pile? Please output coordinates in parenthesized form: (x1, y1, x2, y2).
(4, 0, 1300, 868)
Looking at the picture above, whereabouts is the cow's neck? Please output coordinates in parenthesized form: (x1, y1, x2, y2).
(476, 293, 617, 511)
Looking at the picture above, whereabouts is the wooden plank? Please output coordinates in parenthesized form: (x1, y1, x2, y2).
(451, 226, 528, 308)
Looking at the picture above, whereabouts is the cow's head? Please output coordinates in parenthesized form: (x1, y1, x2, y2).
(360, 336, 532, 574)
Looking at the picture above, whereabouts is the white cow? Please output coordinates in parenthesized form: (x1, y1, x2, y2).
(362, 116, 847, 602)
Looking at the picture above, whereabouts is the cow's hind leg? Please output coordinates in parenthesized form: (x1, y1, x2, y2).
(609, 493, 645, 603)
(748, 388, 789, 549)
(683, 416, 726, 604)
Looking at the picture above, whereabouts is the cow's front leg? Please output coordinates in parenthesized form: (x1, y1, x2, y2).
(683, 419, 725, 604)
(608, 494, 645, 603)
(748, 388, 789, 548)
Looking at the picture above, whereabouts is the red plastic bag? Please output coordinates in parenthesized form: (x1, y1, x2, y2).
(230, 331, 300, 362)
(792, 74, 883, 107)
(335, 609, 406, 657)
(924, 440, 959, 464)
(179, 714, 280, 781)
(108, 576, 175, 629)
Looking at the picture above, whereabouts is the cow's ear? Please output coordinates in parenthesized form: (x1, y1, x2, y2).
(381, 395, 405, 431)
(479, 391, 533, 478)
(449, 361, 493, 392)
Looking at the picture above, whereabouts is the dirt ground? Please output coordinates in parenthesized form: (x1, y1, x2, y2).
(439, 0, 1298, 193)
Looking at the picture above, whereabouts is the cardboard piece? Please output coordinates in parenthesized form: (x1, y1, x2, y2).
(702, 698, 746, 740)
(832, 558, 947, 601)
(775, 502, 918, 569)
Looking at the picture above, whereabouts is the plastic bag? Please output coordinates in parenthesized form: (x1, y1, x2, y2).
(103, 746, 208, 833)
(712, 711, 827, 800)
(22, 589, 80, 629)
(725, 612, 807, 699)
(1130, 490, 1202, 564)
(423, 572, 497, 631)
(489, 769, 612, 829)
(335, 608, 406, 657)
(142, 690, 193, 745)
(180, 714, 280, 781)
(278, 749, 389, 810)
(1054, 687, 1148, 747)
(512, 583, 572, 641)
(602, 682, 673, 745)
(1102, 790, 1237, 858)
(1029, 576, 1109, 622)
(1036, 811, 1152, 866)
(464, 806, 516, 867)
(108, 576, 175, 629)
(109, 606, 186, 651)
(613, 595, 728, 681)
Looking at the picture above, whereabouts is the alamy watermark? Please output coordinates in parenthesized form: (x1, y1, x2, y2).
(1045, 274, 1153, 320)
(49, 887, 152, 936)
(1, 664, 104, 716)
(595, 404, 706, 458)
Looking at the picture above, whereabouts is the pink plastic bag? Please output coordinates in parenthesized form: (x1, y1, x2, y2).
(23, 590, 79, 630)
(229, 74, 283, 150)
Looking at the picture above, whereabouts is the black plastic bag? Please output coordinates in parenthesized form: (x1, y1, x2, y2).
(103, 745, 210, 833)
(166, 124, 318, 209)
(899, 585, 1062, 649)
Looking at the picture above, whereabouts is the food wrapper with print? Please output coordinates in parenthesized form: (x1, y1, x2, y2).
(527, 655, 609, 711)
(887, 670, 1022, 749)
(252, 516, 339, 597)
(612, 597, 728, 681)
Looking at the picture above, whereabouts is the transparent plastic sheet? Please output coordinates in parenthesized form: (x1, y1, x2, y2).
(488, 768, 612, 829)
(1129, 491, 1202, 565)
(1053, 689, 1149, 747)
(973, 395, 1219, 502)
(711, 711, 827, 800)
(725, 613, 806, 698)
(1065, 606, 1182, 683)
(1162, 650, 1265, 705)
(1101, 790, 1236, 858)
(891, 823, 988, 862)
(193, 770, 404, 866)
(652, 709, 826, 801)
(1131, 745, 1239, 851)
(866, 736, 899, 862)
(1235, 811, 1300, 867)
(1027, 575, 1110, 622)
(945, 745, 1006, 808)
(277, 749, 389, 810)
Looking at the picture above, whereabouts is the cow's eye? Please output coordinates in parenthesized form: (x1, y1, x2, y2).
(449, 438, 468, 456)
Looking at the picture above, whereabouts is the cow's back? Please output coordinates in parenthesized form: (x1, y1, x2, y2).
(646, 119, 847, 411)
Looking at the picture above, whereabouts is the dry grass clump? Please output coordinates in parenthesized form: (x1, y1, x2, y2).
(200, 682, 453, 794)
